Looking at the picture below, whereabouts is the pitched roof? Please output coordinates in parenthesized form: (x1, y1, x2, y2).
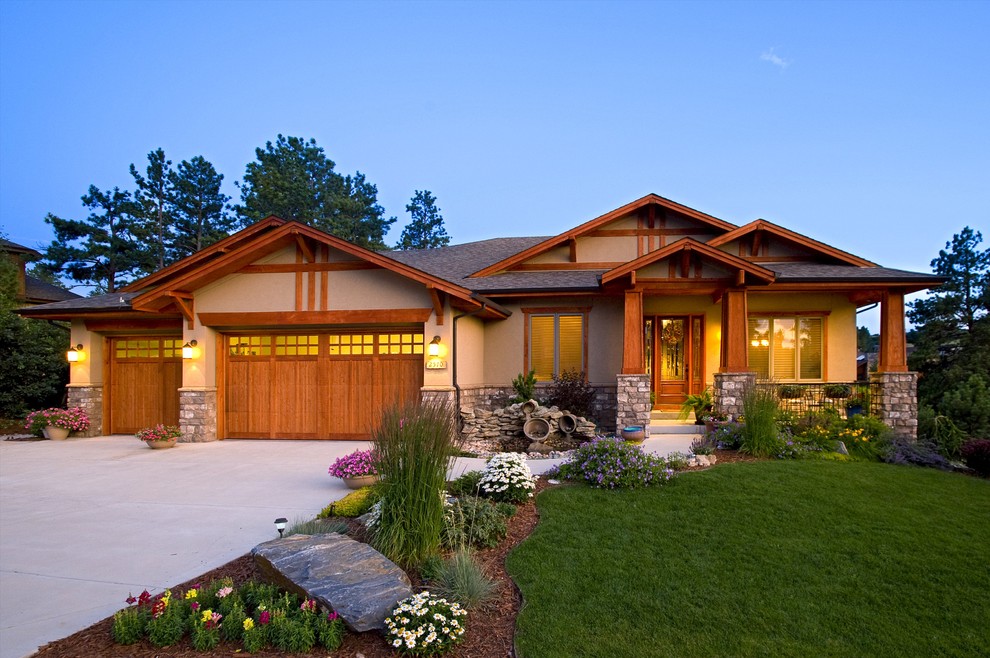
(706, 219, 876, 267)
(0, 239, 42, 258)
(601, 238, 776, 286)
(24, 276, 80, 304)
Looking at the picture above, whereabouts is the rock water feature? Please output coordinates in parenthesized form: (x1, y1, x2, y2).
(460, 399, 597, 455)
(252, 533, 412, 632)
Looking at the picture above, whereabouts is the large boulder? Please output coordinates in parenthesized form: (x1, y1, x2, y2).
(252, 533, 412, 632)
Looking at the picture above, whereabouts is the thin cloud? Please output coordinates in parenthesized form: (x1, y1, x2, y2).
(760, 47, 790, 69)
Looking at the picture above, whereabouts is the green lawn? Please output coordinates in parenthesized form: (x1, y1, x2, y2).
(507, 461, 990, 658)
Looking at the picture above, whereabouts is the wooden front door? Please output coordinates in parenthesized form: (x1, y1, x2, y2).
(108, 336, 182, 434)
(223, 329, 425, 439)
(646, 316, 705, 409)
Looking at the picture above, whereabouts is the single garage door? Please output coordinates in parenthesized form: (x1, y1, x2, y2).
(224, 329, 425, 439)
(108, 337, 182, 434)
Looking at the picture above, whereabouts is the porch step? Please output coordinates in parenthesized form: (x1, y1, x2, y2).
(650, 410, 684, 421)
(647, 420, 703, 435)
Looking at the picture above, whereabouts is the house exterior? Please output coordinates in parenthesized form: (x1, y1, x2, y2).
(1, 239, 80, 306)
(19, 194, 941, 441)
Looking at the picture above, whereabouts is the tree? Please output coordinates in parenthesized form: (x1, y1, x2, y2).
(857, 326, 877, 354)
(395, 190, 451, 249)
(130, 148, 175, 272)
(40, 186, 146, 293)
(908, 226, 990, 438)
(169, 156, 233, 259)
(0, 235, 69, 417)
(235, 134, 395, 249)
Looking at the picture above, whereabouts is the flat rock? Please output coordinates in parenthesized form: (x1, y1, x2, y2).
(252, 533, 412, 632)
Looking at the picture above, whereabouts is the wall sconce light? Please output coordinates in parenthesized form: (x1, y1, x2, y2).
(66, 344, 84, 363)
(428, 335, 442, 357)
(274, 517, 287, 538)
(181, 340, 198, 359)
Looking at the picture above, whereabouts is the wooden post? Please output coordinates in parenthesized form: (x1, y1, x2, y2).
(719, 288, 748, 372)
(622, 290, 644, 374)
(878, 289, 908, 373)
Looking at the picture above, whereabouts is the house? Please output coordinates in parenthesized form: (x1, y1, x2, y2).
(1, 239, 80, 305)
(18, 194, 942, 440)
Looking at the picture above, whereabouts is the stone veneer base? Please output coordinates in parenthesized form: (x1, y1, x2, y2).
(871, 371, 919, 440)
(615, 374, 651, 432)
(66, 385, 102, 437)
(713, 372, 756, 419)
(178, 388, 218, 442)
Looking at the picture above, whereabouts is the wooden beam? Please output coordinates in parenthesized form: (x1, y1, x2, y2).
(84, 318, 182, 332)
(622, 290, 644, 374)
(569, 238, 578, 263)
(239, 262, 380, 273)
(295, 234, 314, 262)
(719, 288, 749, 372)
(428, 287, 445, 325)
(510, 262, 625, 271)
(167, 292, 195, 329)
(736, 268, 746, 286)
(197, 309, 434, 327)
(680, 250, 691, 278)
(878, 289, 908, 372)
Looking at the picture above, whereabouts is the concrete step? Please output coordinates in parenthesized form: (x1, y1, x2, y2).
(647, 421, 704, 435)
(650, 410, 685, 421)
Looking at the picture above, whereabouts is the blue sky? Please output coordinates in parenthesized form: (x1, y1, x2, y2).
(1, 0, 987, 328)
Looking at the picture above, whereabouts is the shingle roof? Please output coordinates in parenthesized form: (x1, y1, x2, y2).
(24, 276, 80, 303)
(0, 239, 41, 258)
(768, 263, 943, 283)
(18, 292, 139, 315)
(386, 237, 549, 282)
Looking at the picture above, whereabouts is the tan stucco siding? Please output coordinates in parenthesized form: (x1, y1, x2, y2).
(69, 319, 103, 385)
(528, 245, 571, 264)
(453, 314, 485, 387)
(576, 236, 637, 262)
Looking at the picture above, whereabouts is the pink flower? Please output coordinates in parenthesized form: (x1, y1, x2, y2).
(327, 611, 339, 621)
(259, 610, 271, 625)
(191, 601, 200, 611)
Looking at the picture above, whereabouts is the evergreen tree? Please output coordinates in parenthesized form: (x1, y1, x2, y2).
(169, 155, 233, 259)
(396, 190, 451, 249)
(130, 148, 175, 272)
(908, 226, 990, 437)
(235, 134, 395, 249)
(40, 185, 145, 293)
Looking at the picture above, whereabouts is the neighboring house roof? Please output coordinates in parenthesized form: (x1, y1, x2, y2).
(24, 276, 80, 304)
(0, 238, 42, 258)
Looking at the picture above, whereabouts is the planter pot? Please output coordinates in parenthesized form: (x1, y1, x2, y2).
(46, 426, 70, 441)
(620, 426, 646, 442)
(145, 438, 177, 450)
(846, 405, 864, 418)
(342, 474, 379, 489)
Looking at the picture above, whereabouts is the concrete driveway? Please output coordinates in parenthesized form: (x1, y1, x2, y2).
(0, 436, 369, 658)
(0, 433, 691, 658)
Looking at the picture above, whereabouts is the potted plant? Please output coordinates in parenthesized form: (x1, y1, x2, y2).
(777, 385, 804, 400)
(845, 389, 869, 417)
(678, 387, 714, 425)
(701, 411, 730, 434)
(823, 384, 852, 399)
(25, 407, 90, 440)
(136, 424, 182, 449)
(328, 448, 379, 489)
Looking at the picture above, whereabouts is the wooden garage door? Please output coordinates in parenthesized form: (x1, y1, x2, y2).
(109, 337, 182, 434)
(224, 329, 425, 439)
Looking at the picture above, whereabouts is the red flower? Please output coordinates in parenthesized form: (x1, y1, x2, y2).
(259, 610, 271, 625)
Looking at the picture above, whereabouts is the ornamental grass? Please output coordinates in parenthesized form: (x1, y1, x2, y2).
(372, 398, 459, 567)
(740, 385, 781, 457)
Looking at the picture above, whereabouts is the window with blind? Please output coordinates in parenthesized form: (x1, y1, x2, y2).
(747, 316, 823, 381)
(529, 313, 585, 381)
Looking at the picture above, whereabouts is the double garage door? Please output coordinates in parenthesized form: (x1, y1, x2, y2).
(223, 328, 426, 439)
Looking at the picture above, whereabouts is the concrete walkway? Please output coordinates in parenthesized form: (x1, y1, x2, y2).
(0, 433, 696, 658)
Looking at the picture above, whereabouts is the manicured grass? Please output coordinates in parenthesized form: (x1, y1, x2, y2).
(507, 461, 990, 657)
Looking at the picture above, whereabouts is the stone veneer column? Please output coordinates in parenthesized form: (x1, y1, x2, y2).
(871, 371, 918, 440)
(66, 384, 102, 437)
(179, 388, 218, 442)
(713, 372, 756, 419)
(421, 386, 457, 408)
(615, 374, 651, 431)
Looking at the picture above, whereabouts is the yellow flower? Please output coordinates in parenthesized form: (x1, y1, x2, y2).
(243, 618, 254, 631)
(185, 589, 198, 599)
(201, 608, 213, 623)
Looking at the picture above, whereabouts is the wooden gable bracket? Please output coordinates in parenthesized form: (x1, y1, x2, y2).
(295, 234, 315, 262)
(680, 250, 691, 278)
(428, 285, 445, 325)
(168, 291, 195, 329)
(751, 230, 763, 257)
(736, 269, 746, 286)
(569, 238, 578, 263)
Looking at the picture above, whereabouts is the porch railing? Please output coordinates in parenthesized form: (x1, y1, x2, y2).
(753, 381, 881, 418)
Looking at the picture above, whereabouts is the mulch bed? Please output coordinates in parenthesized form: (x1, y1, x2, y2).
(30, 452, 759, 658)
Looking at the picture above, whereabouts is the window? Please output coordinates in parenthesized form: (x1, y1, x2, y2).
(748, 316, 823, 381)
(528, 312, 585, 381)
(115, 338, 181, 359)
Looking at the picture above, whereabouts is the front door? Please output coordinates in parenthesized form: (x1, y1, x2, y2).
(645, 316, 704, 410)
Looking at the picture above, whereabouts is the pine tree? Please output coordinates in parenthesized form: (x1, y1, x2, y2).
(130, 148, 175, 272)
(169, 156, 233, 259)
(396, 190, 451, 250)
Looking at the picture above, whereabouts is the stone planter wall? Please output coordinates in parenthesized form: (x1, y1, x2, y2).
(460, 401, 596, 454)
(615, 374, 650, 431)
(66, 384, 102, 437)
(457, 383, 617, 435)
(871, 371, 918, 440)
(178, 388, 218, 442)
(714, 372, 756, 419)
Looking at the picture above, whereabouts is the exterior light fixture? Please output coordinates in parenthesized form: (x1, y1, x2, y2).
(428, 335, 442, 357)
(66, 344, 84, 363)
(181, 340, 198, 360)
(274, 517, 287, 538)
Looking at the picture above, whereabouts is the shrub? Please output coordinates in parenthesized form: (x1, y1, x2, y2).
(545, 369, 596, 418)
(321, 487, 377, 518)
(549, 437, 675, 489)
(447, 470, 483, 497)
(328, 448, 378, 478)
(494, 501, 516, 517)
(918, 407, 967, 459)
(713, 421, 745, 449)
(741, 386, 782, 457)
(665, 451, 691, 470)
(961, 439, 990, 477)
(384, 591, 467, 654)
(443, 495, 508, 549)
(690, 434, 716, 455)
(511, 370, 538, 403)
(478, 452, 537, 503)
(939, 373, 990, 439)
(425, 548, 497, 610)
(880, 438, 953, 471)
(373, 398, 459, 567)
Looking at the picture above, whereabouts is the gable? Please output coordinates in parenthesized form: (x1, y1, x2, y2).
(601, 238, 776, 289)
(471, 193, 737, 276)
(706, 219, 875, 267)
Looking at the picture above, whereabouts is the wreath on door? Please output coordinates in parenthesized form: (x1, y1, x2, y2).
(661, 322, 684, 345)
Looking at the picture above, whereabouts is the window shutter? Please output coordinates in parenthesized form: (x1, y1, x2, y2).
(772, 318, 796, 380)
(799, 318, 823, 379)
(558, 315, 584, 374)
(530, 316, 556, 381)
